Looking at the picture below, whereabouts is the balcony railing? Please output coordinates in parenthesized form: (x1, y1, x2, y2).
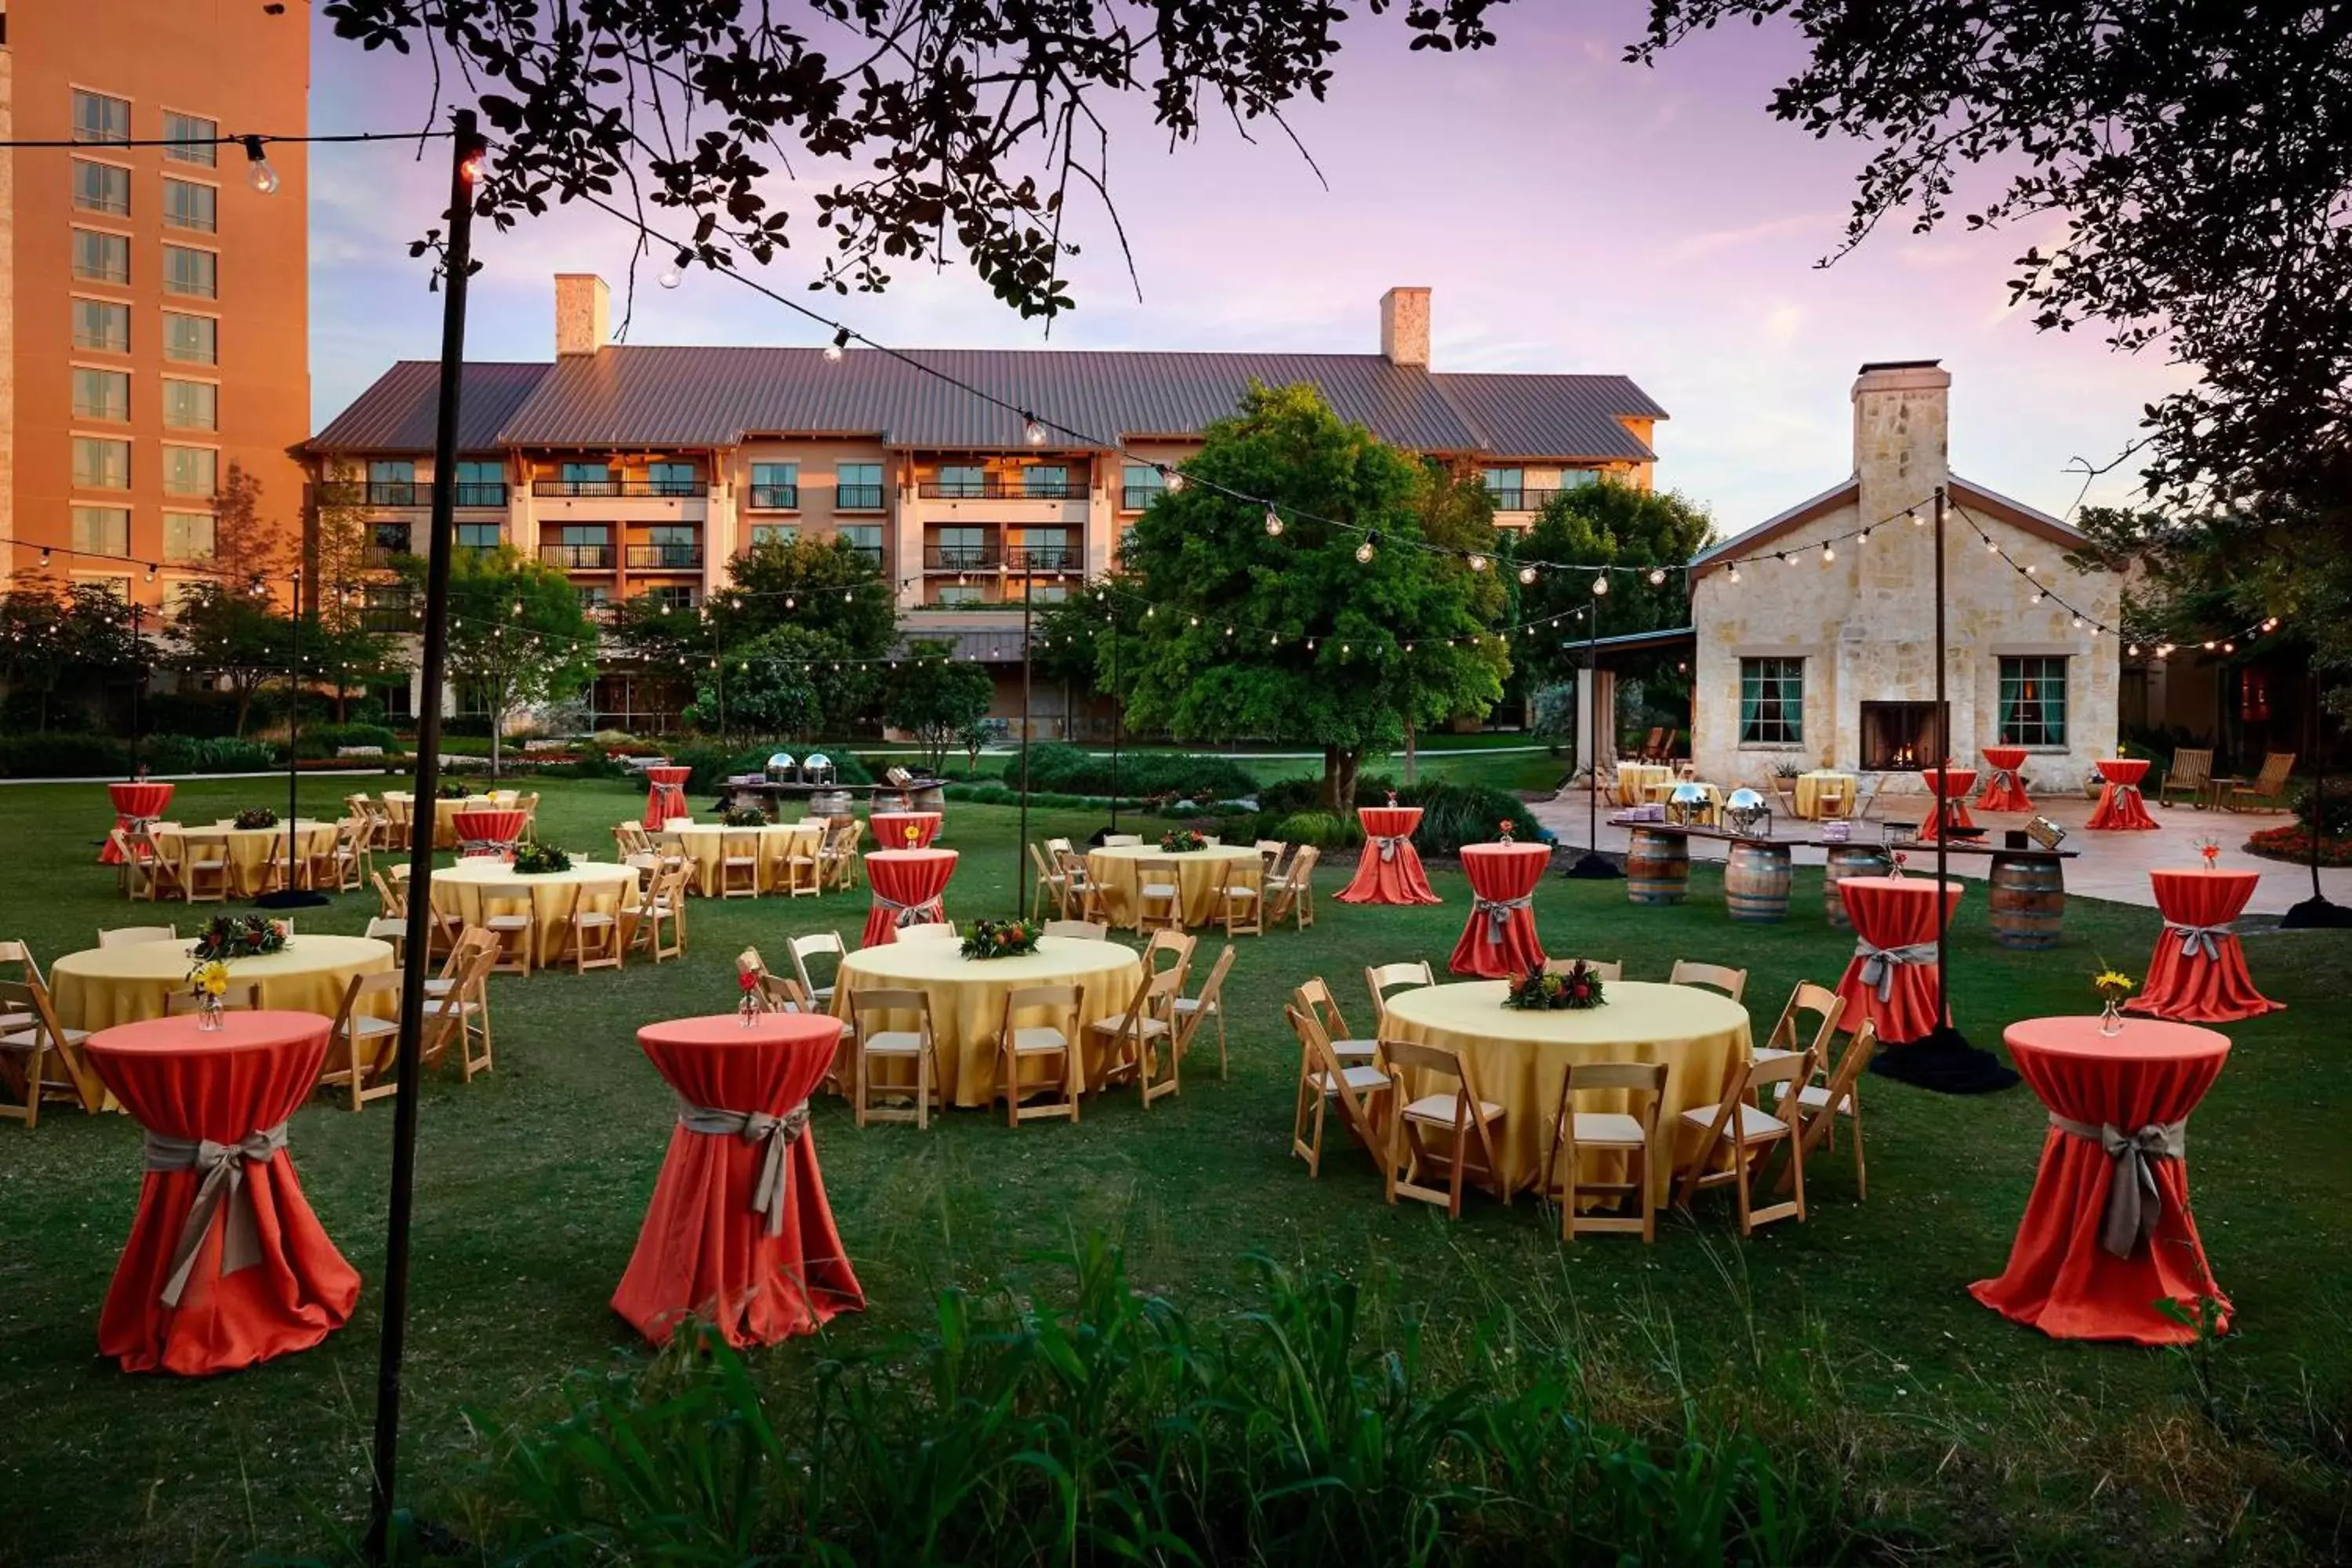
(319, 480, 508, 507)
(364, 544, 408, 568)
(835, 482, 887, 510)
(454, 481, 508, 507)
(746, 484, 800, 510)
(1119, 485, 1165, 512)
(916, 475, 1080, 501)
(535, 477, 709, 499)
(1007, 545, 1078, 572)
(626, 543, 704, 571)
(925, 544, 1000, 572)
(541, 543, 615, 570)
(843, 545, 884, 570)
(1484, 488, 1564, 513)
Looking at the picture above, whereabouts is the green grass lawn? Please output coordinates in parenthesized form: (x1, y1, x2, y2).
(2, 773, 2347, 1564)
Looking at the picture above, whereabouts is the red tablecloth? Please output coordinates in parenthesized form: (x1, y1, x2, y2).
(1448, 841, 1550, 978)
(102, 782, 176, 863)
(869, 811, 942, 850)
(449, 808, 529, 853)
(1835, 874, 1964, 1045)
(1970, 1016, 2230, 1343)
(1916, 768, 1977, 843)
(1978, 747, 2032, 812)
(862, 848, 957, 948)
(1338, 806, 1443, 906)
(612, 1012, 864, 1348)
(2087, 758, 2158, 830)
(81, 1011, 359, 1375)
(644, 766, 693, 830)
(2125, 869, 2284, 1023)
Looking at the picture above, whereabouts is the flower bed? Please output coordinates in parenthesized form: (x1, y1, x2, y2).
(2243, 826, 2352, 868)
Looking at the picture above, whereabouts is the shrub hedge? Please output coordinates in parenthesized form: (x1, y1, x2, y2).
(1008, 742, 1257, 802)
(0, 731, 286, 779)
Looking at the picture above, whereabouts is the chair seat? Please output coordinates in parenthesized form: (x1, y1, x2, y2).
(863, 1029, 927, 1056)
(2, 1025, 90, 1047)
(808, 985, 836, 1004)
(1679, 1101, 1790, 1143)
(1140, 883, 1179, 899)
(1751, 1046, 1802, 1068)
(1402, 1092, 1504, 1126)
(1171, 996, 1219, 1016)
(573, 912, 617, 928)
(1311, 1065, 1391, 1095)
(1007, 1025, 1070, 1054)
(1088, 1012, 1171, 1039)
(1330, 1036, 1379, 1061)
(485, 913, 532, 930)
(1222, 887, 1259, 902)
(723, 856, 757, 867)
(343, 1015, 401, 1040)
(1568, 1110, 1650, 1146)
(1790, 1083, 1854, 1115)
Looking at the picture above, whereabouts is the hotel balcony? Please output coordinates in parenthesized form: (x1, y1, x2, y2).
(534, 477, 709, 499)
(320, 480, 508, 508)
(836, 483, 887, 510)
(1119, 484, 1166, 512)
(923, 542, 1080, 574)
(626, 541, 704, 572)
(1485, 488, 1561, 515)
(918, 474, 1080, 501)
(746, 483, 800, 510)
(540, 543, 615, 571)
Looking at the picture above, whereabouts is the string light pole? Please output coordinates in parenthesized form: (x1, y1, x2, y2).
(1566, 591, 1619, 879)
(1930, 484, 1958, 1044)
(1107, 600, 1123, 833)
(1014, 556, 1037, 899)
(257, 567, 327, 911)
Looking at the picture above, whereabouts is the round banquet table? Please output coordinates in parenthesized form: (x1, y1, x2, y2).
(428, 858, 641, 965)
(1834, 875, 1964, 1045)
(1450, 841, 1552, 978)
(612, 1011, 864, 1348)
(2124, 869, 2284, 1024)
(869, 810, 943, 850)
(643, 766, 694, 831)
(1793, 771, 1855, 820)
(50, 934, 397, 1033)
(1083, 843, 1261, 929)
(1969, 1015, 2231, 1343)
(154, 820, 335, 898)
(82, 1011, 361, 1374)
(103, 781, 176, 862)
(1916, 768, 1977, 843)
(2087, 757, 2158, 831)
(1615, 762, 1672, 807)
(448, 806, 530, 851)
(862, 848, 958, 946)
(669, 822, 824, 896)
(1338, 806, 1443, 906)
(1378, 980, 1751, 1200)
(382, 793, 495, 850)
(1979, 746, 2033, 811)
(831, 935, 1146, 1107)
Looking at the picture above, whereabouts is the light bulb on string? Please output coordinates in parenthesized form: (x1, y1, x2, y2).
(1468, 554, 1489, 572)
(1777, 550, 1791, 567)
(2222, 641, 2235, 654)
(2071, 616, 2085, 629)
(1262, 506, 1284, 538)
(1820, 544, 1835, 564)
(824, 328, 850, 361)
(1356, 533, 1377, 564)
(2202, 640, 2216, 650)
(1022, 414, 1046, 445)
(1857, 528, 1871, 543)
(1986, 537, 1999, 553)
(1647, 567, 1666, 585)
(659, 249, 689, 289)
(1160, 466, 1185, 495)
(240, 136, 278, 194)
(1517, 564, 1537, 585)
(1591, 574, 1609, 596)
(1726, 564, 1740, 583)
(1907, 507, 1922, 526)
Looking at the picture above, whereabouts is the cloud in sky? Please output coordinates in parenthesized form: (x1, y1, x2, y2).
(305, 2, 2186, 532)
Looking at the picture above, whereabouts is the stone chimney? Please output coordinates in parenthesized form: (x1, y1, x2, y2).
(1380, 286, 1431, 367)
(554, 273, 610, 357)
(1850, 359, 1950, 517)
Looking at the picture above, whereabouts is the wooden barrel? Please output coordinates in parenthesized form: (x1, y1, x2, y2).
(1823, 844, 1893, 927)
(1724, 840, 1792, 922)
(1989, 853, 2066, 949)
(1626, 828, 1690, 906)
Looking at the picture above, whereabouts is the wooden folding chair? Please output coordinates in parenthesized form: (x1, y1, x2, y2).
(320, 971, 406, 1112)
(480, 889, 537, 976)
(1293, 976, 1377, 1064)
(1212, 858, 1264, 937)
(629, 862, 688, 961)
(180, 833, 232, 902)
(1544, 1060, 1666, 1242)
(2158, 747, 2214, 808)
(1102, 833, 1143, 847)
(1365, 960, 1434, 1033)
(1668, 960, 1748, 1002)
(1753, 982, 1846, 1087)
(561, 880, 625, 974)
(1140, 927, 1196, 989)
(1044, 919, 1108, 940)
(0, 942, 46, 1033)
(1029, 841, 1070, 920)
(1777, 1020, 1878, 1199)
(2223, 751, 2296, 812)
(789, 931, 846, 1010)
(1381, 1038, 1508, 1218)
(0, 978, 105, 1125)
(1088, 966, 1183, 1106)
(1266, 845, 1319, 929)
(98, 924, 177, 947)
(1676, 1051, 1813, 1233)
(1171, 943, 1237, 1078)
(895, 922, 960, 942)
(1254, 839, 1294, 881)
(1544, 957, 1623, 981)
(997, 982, 1082, 1127)
(1285, 1003, 1390, 1178)
(1058, 849, 1106, 923)
(850, 985, 939, 1129)
(1134, 857, 1185, 934)
(718, 829, 761, 898)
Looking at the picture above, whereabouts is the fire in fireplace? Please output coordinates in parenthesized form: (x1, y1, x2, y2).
(1860, 701, 1947, 771)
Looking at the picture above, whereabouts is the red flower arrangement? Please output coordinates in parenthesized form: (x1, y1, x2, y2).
(1503, 960, 1606, 1011)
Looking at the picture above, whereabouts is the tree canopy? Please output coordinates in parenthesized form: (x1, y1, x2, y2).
(884, 641, 996, 773)
(169, 580, 293, 738)
(0, 577, 145, 731)
(1113, 382, 1508, 807)
(1511, 481, 1715, 688)
(407, 548, 598, 771)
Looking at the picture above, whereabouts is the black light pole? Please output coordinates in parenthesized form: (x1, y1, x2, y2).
(128, 599, 145, 776)
(367, 108, 483, 1563)
(1567, 593, 1621, 878)
(1931, 484, 1956, 1040)
(260, 566, 328, 909)
(2283, 665, 2348, 927)
(1107, 601, 1121, 833)
(1014, 563, 1034, 900)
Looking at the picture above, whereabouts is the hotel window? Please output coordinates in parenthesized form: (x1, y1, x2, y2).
(71, 367, 131, 422)
(72, 158, 131, 216)
(646, 461, 697, 495)
(161, 445, 217, 497)
(163, 311, 216, 365)
(934, 584, 983, 605)
(162, 378, 217, 431)
(162, 511, 216, 563)
(456, 523, 503, 552)
(575, 585, 611, 612)
(1022, 464, 1070, 499)
(162, 245, 218, 299)
(71, 505, 131, 557)
(74, 299, 131, 353)
(1029, 584, 1070, 605)
(1120, 463, 1163, 511)
(1483, 468, 1524, 510)
(750, 461, 799, 509)
(163, 111, 218, 165)
(837, 461, 884, 509)
(72, 437, 131, 491)
(72, 90, 130, 144)
(935, 463, 985, 499)
(639, 584, 698, 612)
(1018, 526, 1072, 569)
(372, 521, 412, 558)
(453, 459, 503, 506)
(1738, 656, 1805, 745)
(1561, 469, 1600, 489)
(162, 178, 217, 234)
(932, 524, 989, 569)
(559, 460, 612, 491)
(750, 524, 798, 549)
(839, 524, 884, 561)
(1997, 656, 2068, 746)
(72, 228, 130, 285)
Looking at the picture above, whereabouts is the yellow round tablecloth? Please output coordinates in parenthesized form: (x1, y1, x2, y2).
(832, 936, 1146, 1108)
(1083, 844, 1261, 928)
(428, 859, 640, 965)
(1794, 771, 1857, 820)
(1616, 762, 1673, 806)
(1376, 980, 1751, 1200)
(665, 822, 826, 895)
(154, 821, 336, 898)
(49, 934, 397, 1032)
(383, 793, 495, 849)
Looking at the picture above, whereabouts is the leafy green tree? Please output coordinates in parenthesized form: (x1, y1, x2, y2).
(682, 625, 850, 742)
(1115, 383, 1508, 808)
(408, 548, 598, 775)
(885, 641, 996, 772)
(722, 535, 897, 655)
(169, 579, 294, 737)
(0, 576, 145, 730)
(1511, 480, 1715, 688)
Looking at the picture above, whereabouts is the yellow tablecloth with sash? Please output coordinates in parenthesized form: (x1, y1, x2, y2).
(49, 935, 397, 1032)
(1083, 844, 1261, 928)
(428, 858, 641, 965)
(153, 820, 336, 898)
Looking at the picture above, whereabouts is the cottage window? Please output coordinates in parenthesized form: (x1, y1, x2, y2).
(1738, 657, 1804, 745)
(1997, 656, 2067, 746)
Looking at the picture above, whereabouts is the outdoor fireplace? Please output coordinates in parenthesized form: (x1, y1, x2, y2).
(1860, 701, 1947, 771)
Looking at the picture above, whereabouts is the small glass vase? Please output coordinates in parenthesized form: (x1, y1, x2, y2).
(195, 993, 226, 1033)
(739, 992, 764, 1028)
(2098, 998, 2125, 1036)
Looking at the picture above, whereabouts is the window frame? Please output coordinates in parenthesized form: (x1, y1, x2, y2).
(73, 297, 132, 354)
(71, 157, 132, 216)
(161, 176, 219, 234)
(71, 365, 132, 423)
(162, 310, 217, 365)
(71, 89, 131, 145)
(162, 110, 219, 165)
(161, 510, 216, 564)
(161, 243, 219, 299)
(1996, 655, 2070, 748)
(1737, 655, 1806, 746)
(162, 376, 219, 431)
(72, 436, 132, 492)
(71, 227, 131, 286)
(160, 443, 219, 498)
(71, 504, 132, 557)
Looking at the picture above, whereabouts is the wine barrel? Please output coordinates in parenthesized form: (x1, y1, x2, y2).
(1823, 844, 1893, 927)
(1724, 840, 1792, 922)
(1989, 852, 2066, 949)
(1626, 828, 1690, 906)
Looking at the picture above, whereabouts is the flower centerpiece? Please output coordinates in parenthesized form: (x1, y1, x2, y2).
(719, 805, 767, 828)
(737, 967, 767, 1026)
(436, 782, 474, 800)
(902, 822, 924, 848)
(512, 840, 572, 875)
(187, 958, 233, 1032)
(2194, 833, 2222, 871)
(1158, 828, 1208, 854)
(191, 913, 289, 964)
(960, 916, 1044, 960)
(1497, 818, 1516, 846)
(1503, 960, 1606, 1011)
(2092, 965, 2136, 1036)
(232, 807, 279, 830)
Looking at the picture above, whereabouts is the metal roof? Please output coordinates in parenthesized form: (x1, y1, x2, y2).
(308, 361, 553, 453)
(1430, 373, 1663, 460)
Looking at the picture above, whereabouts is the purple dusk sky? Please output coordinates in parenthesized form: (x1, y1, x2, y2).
(307, 3, 2188, 532)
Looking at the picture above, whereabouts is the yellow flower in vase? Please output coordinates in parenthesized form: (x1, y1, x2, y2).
(2092, 968, 2135, 1003)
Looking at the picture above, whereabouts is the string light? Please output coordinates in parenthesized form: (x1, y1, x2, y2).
(824, 328, 850, 361)
(1517, 564, 1537, 585)
(1647, 567, 1666, 585)
(1820, 544, 1835, 564)
(240, 136, 278, 195)
(1468, 554, 1488, 572)
(1263, 507, 1283, 538)
(1022, 415, 1047, 446)
(1356, 533, 1377, 564)
(1591, 575, 1609, 596)
(659, 249, 689, 289)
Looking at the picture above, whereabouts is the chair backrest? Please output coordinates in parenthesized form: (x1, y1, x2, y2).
(1559, 1058, 1668, 1142)
(1044, 920, 1108, 940)
(1769, 982, 1846, 1056)
(896, 923, 960, 942)
(1142, 927, 1196, 983)
(1544, 957, 1622, 982)
(789, 931, 845, 995)
(1102, 833, 1143, 847)
(1028, 841, 1060, 883)
(1285, 1003, 1381, 1144)
(735, 946, 768, 980)
(2255, 751, 2296, 789)
(0, 941, 46, 989)
(1287, 846, 1319, 886)
(1668, 960, 1748, 1002)
(2168, 748, 2213, 786)
(1293, 975, 1354, 1042)
(442, 927, 498, 979)
(1365, 960, 1434, 1029)
(1174, 944, 1239, 1053)
(1002, 982, 1080, 1036)
(1744, 1049, 1812, 1131)
(97, 925, 176, 948)
(337, 969, 406, 1032)
(1381, 1037, 1489, 1127)
(1044, 837, 1073, 858)
(166, 982, 265, 1014)
(756, 972, 813, 1011)
(372, 870, 408, 918)
(853, 985, 931, 1038)
(1815, 1020, 1878, 1114)
(364, 916, 412, 946)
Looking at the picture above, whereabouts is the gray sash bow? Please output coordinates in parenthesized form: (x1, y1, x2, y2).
(875, 894, 942, 928)
(1373, 834, 1407, 863)
(676, 1095, 812, 1236)
(1474, 895, 1532, 944)
(2169, 922, 2232, 960)
(144, 1123, 289, 1308)
(2111, 781, 2143, 804)
(1854, 938, 1940, 1000)
(2049, 1114, 2188, 1257)
(1986, 767, 2017, 795)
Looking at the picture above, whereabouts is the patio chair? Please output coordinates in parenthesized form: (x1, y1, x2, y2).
(2222, 752, 2296, 812)
(2158, 748, 2214, 808)
(1286, 1003, 1390, 1178)
(1544, 1059, 1668, 1243)
(1381, 1038, 1508, 1219)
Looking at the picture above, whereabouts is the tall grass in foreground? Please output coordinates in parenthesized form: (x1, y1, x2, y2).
(383, 1238, 1833, 1566)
